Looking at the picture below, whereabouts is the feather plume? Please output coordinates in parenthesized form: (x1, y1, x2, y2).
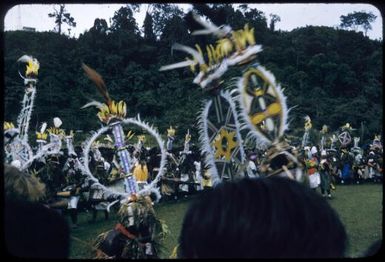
(172, 43, 205, 65)
(17, 55, 33, 63)
(53, 117, 62, 128)
(82, 63, 111, 106)
(81, 100, 105, 110)
(40, 122, 47, 133)
(191, 13, 232, 38)
(159, 60, 196, 71)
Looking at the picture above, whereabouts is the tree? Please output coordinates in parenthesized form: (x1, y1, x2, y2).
(90, 18, 109, 34)
(143, 12, 156, 42)
(150, 4, 185, 38)
(340, 11, 376, 36)
(48, 4, 76, 35)
(110, 5, 139, 34)
(269, 14, 281, 31)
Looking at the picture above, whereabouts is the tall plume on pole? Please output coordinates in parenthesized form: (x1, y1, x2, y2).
(82, 63, 112, 106)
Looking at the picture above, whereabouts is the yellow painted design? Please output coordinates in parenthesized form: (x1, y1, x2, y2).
(167, 126, 176, 136)
(254, 88, 264, 96)
(25, 59, 39, 76)
(213, 128, 238, 161)
(250, 102, 281, 125)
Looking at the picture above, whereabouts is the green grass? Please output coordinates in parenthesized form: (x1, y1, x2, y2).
(69, 184, 382, 258)
(328, 184, 383, 257)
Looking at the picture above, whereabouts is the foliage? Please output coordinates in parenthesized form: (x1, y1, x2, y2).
(340, 11, 377, 36)
(48, 4, 76, 35)
(4, 4, 382, 145)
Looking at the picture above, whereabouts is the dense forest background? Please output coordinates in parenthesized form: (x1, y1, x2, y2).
(4, 4, 383, 147)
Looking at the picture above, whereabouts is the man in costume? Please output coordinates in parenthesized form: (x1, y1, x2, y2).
(305, 146, 320, 190)
(319, 150, 332, 198)
(81, 63, 168, 258)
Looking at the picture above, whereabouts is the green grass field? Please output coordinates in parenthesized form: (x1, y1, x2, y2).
(69, 184, 382, 258)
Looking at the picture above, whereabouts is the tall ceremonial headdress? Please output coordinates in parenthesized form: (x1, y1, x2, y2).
(4, 55, 39, 167)
(319, 124, 329, 151)
(160, 14, 303, 184)
(81, 64, 167, 201)
(301, 115, 312, 148)
(4, 56, 62, 170)
(166, 126, 176, 152)
(82, 66, 170, 259)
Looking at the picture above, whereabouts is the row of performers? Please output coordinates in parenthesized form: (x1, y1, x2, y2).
(244, 132, 383, 199)
(4, 119, 211, 225)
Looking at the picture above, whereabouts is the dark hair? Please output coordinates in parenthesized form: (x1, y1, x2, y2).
(179, 176, 347, 258)
(4, 199, 70, 259)
(4, 164, 46, 202)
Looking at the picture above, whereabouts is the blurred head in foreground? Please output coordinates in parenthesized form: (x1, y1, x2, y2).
(179, 176, 347, 258)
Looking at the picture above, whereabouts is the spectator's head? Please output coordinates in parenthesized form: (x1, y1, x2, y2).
(4, 165, 69, 259)
(5, 197, 70, 258)
(179, 176, 347, 258)
(4, 164, 46, 202)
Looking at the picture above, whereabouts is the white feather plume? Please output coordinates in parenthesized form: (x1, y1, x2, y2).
(40, 122, 47, 133)
(159, 60, 196, 71)
(191, 13, 232, 38)
(172, 43, 205, 65)
(197, 100, 220, 184)
(17, 55, 33, 63)
(81, 100, 104, 109)
(53, 117, 62, 128)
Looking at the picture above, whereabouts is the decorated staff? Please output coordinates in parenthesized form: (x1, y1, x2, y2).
(82, 63, 137, 195)
(319, 124, 330, 151)
(4, 55, 40, 167)
(160, 15, 260, 183)
(302, 115, 312, 148)
(36, 122, 48, 154)
(4, 121, 21, 166)
(166, 126, 176, 152)
(338, 123, 354, 148)
(160, 14, 304, 184)
(17, 55, 39, 144)
(183, 130, 192, 154)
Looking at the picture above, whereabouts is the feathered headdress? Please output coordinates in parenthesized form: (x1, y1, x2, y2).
(47, 117, 65, 136)
(185, 129, 191, 143)
(320, 124, 328, 134)
(17, 55, 39, 80)
(36, 122, 48, 141)
(126, 130, 136, 141)
(4, 121, 15, 130)
(304, 115, 312, 130)
(160, 15, 303, 183)
(167, 126, 176, 137)
(159, 14, 262, 90)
